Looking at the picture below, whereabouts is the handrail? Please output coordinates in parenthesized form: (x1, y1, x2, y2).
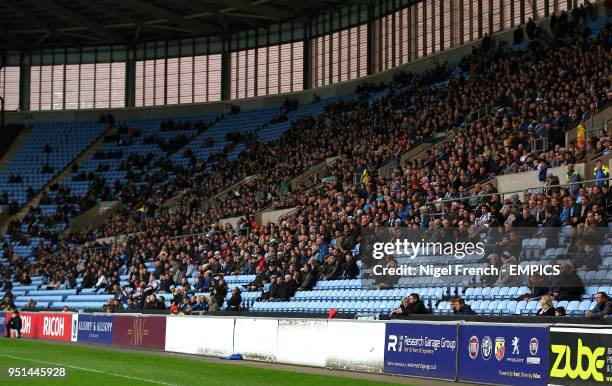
(430, 176, 611, 212)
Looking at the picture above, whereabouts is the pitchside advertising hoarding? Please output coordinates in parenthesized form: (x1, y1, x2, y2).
(4, 312, 74, 341)
(76, 314, 113, 345)
(112, 315, 166, 349)
(458, 324, 549, 386)
(383, 322, 458, 380)
(549, 327, 612, 386)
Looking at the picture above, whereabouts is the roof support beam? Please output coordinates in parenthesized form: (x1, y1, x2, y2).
(120, 0, 210, 33)
(0, 24, 24, 48)
(36, 0, 124, 43)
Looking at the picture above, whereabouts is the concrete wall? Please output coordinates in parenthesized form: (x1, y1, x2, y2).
(494, 163, 587, 200)
(67, 201, 123, 235)
(256, 207, 297, 225)
(219, 216, 243, 229)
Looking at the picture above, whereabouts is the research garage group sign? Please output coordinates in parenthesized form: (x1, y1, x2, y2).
(383, 322, 458, 380)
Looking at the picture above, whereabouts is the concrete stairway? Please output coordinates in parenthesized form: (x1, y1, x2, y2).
(0, 127, 31, 173)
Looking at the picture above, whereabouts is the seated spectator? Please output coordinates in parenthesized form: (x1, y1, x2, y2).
(341, 253, 359, 279)
(190, 296, 207, 312)
(156, 296, 167, 310)
(21, 299, 36, 312)
(550, 264, 585, 301)
(207, 295, 219, 312)
(390, 293, 428, 318)
(536, 295, 556, 316)
(297, 261, 318, 291)
(320, 254, 341, 281)
(143, 294, 157, 310)
(452, 298, 476, 315)
(245, 266, 267, 291)
(145, 275, 159, 295)
(277, 274, 298, 301)
(226, 287, 242, 311)
(94, 270, 108, 293)
(555, 307, 566, 317)
(573, 242, 602, 271)
(585, 292, 612, 319)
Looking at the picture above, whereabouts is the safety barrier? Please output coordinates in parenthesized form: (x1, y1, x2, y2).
(4, 312, 612, 385)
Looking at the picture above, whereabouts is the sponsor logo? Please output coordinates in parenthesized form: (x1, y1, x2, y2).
(550, 339, 605, 382)
(20, 315, 32, 335)
(511, 336, 519, 355)
(481, 336, 492, 361)
(127, 318, 149, 346)
(42, 316, 65, 337)
(71, 315, 78, 342)
(495, 337, 505, 361)
(529, 337, 538, 356)
(526, 357, 541, 365)
(468, 336, 479, 359)
(387, 334, 398, 351)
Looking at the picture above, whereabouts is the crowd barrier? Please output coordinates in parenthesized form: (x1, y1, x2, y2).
(4, 311, 612, 386)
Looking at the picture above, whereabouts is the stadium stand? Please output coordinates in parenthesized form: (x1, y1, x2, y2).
(0, 5, 610, 325)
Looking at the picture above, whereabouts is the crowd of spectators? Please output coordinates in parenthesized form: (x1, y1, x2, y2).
(0, 12, 610, 318)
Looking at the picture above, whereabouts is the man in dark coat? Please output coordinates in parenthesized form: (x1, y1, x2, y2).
(390, 293, 429, 318)
(5, 310, 22, 338)
(452, 298, 476, 315)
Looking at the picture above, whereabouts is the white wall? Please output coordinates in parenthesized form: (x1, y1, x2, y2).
(165, 316, 235, 357)
(163, 316, 386, 373)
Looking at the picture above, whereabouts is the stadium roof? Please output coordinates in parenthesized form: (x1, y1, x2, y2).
(0, 0, 367, 50)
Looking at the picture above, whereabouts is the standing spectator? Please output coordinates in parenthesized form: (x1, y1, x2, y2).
(593, 159, 609, 187)
(566, 163, 581, 196)
(513, 25, 524, 45)
(526, 18, 536, 40)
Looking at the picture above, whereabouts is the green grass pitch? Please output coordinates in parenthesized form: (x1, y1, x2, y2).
(0, 339, 404, 385)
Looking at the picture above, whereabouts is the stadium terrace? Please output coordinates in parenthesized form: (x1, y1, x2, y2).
(0, 1, 611, 385)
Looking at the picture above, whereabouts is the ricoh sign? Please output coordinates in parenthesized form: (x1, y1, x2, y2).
(4, 312, 74, 341)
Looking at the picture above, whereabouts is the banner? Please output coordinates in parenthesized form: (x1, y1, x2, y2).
(4, 312, 74, 341)
(549, 327, 612, 385)
(77, 314, 113, 345)
(458, 324, 548, 386)
(1, 313, 4, 336)
(383, 322, 458, 380)
(112, 315, 166, 349)
(37, 313, 74, 341)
